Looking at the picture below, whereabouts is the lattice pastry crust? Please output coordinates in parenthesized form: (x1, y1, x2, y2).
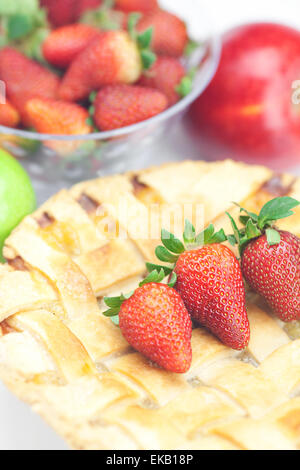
(0, 159, 300, 450)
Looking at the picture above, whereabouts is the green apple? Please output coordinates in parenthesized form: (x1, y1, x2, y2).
(0, 149, 36, 261)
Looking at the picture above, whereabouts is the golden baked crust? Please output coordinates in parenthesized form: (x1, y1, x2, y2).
(0, 159, 300, 450)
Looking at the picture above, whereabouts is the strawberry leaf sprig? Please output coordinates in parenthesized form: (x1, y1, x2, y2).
(86, 91, 100, 131)
(146, 219, 227, 275)
(176, 67, 197, 98)
(80, 0, 122, 31)
(103, 268, 177, 325)
(127, 12, 156, 70)
(227, 196, 300, 255)
(0, 0, 50, 62)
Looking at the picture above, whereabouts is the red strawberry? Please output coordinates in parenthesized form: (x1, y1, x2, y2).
(40, 0, 77, 27)
(25, 97, 91, 134)
(0, 48, 59, 127)
(43, 24, 101, 68)
(103, 280, 192, 373)
(151, 223, 250, 350)
(175, 246, 249, 350)
(115, 0, 158, 14)
(59, 31, 142, 102)
(137, 9, 188, 57)
(0, 101, 20, 128)
(227, 197, 300, 322)
(93, 84, 168, 130)
(139, 56, 189, 106)
(41, 0, 103, 25)
(25, 98, 92, 152)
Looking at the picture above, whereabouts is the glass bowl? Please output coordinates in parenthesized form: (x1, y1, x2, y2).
(0, 0, 221, 185)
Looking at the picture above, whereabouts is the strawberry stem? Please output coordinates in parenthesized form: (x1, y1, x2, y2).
(0, 4, 50, 62)
(265, 227, 281, 246)
(79, 1, 121, 31)
(103, 291, 133, 322)
(150, 219, 227, 274)
(257, 196, 299, 229)
(127, 12, 142, 40)
(145, 263, 173, 276)
(127, 12, 156, 70)
(103, 269, 177, 324)
(226, 196, 300, 254)
(176, 67, 197, 98)
(184, 39, 201, 57)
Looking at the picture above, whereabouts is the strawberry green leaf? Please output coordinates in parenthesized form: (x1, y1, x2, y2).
(176, 67, 197, 98)
(141, 49, 156, 70)
(194, 226, 210, 245)
(239, 215, 251, 225)
(226, 212, 241, 243)
(0, 1, 50, 61)
(111, 315, 119, 326)
(139, 269, 165, 286)
(155, 245, 179, 263)
(239, 235, 251, 255)
(103, 291, 133, 316)
(103, 307, 120, 317)
(137, 27, 153, 49)
(85, 116, 99, 132)
(104, 296, 124, 309)
(227, 234, 238, 246)
(245, 218, 261, 239)
(0, 0, 39, 16)
(183, 219, 196, 245)
(80, 3, 121, 31)
(161, 229, 185, 254)
(207, 228, 227, 244)
(127, 12, 142, 40)
(258, 196, 300, 229)
(89, 91, 97, 103)
(204, 224, 214, 238)
(202, 224, 214, 243)
(195, 224, 227, 245)
(127, 12, 156, 70)
(146, 262, 174, 276)
(224, 197, 300, 255)
(176, 76, 193, 98)
(184, 39, 200, 57)
(244, 210, 258, 222)
(265, 227, 281, 246)
(21, 26, 49, 62)
(234, 203, 258, 223)
(86, 117, 95, 127)
(7, 14, 34, 40)
(168, 272, 177, 288)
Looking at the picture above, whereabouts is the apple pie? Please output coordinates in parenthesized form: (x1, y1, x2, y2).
(0, 159, 300, 450)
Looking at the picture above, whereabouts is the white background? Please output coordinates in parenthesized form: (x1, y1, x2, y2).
(200, 0, 300, 32)
(1, 0, 300, 450)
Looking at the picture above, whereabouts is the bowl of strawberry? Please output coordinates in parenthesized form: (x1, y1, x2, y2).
(0, 0, 220, 182)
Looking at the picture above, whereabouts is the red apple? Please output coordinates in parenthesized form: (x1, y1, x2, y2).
(189, 23, 300, 170)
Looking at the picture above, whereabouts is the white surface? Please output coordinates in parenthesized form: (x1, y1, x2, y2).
(199, 0, 300, 32)
(1, 0, 300, 451)
(0, 382, 68, 450)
